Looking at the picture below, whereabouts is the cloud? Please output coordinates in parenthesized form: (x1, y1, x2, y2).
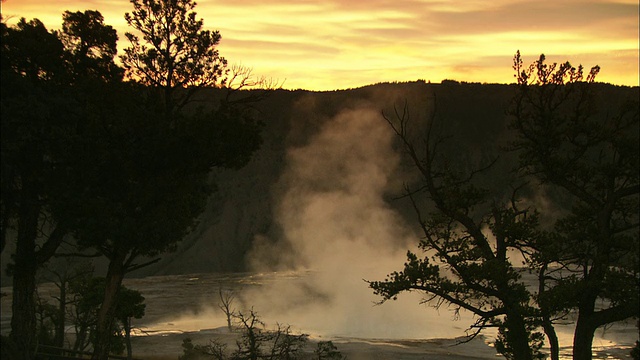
(3, 0, 636, 89)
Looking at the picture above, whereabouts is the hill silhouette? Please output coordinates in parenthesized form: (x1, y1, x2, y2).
(1, 81, 636, 281)
(128, 81, 637, 277)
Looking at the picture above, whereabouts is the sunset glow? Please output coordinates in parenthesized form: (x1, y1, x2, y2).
(2, 0, 638, 90)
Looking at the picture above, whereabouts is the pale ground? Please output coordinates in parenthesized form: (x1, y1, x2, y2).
(129, 326, 501, 360)
(127, 323, 637, 360)
(2, 272, 637, 359)
(120, 272, 637, 360)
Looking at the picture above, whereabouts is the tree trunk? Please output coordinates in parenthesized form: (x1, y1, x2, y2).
(542, 316, 560, 360)
(538, 264, 560, 360)
(10, 181, 40, 360)
(1, 201, 13, 254)
(74, 323, 88, 353)
(92, 249, 127, 360)
(504, 313, 533, 360)
(573, 314, 596, 360)
(11, 263, 37, 360)
(123, 317, 132, 360)
(54, 281, 67, 348)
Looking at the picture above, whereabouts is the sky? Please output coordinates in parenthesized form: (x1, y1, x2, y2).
(1, 0, 638, 90)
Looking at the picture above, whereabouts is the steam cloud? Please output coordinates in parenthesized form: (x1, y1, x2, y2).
(137, 97, 636, 353)
(243, 102, 476, 339)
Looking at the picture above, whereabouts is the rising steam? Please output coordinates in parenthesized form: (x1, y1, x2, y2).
(242, 102, 477, 339)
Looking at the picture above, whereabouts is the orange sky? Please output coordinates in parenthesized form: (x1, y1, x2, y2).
(2, 0, 638, 90)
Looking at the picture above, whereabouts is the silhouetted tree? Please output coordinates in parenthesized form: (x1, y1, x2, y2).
(38, 260, 95, 350)
(1, 17, 78, 359)
(120, 0, 227, 118)
(116, 287, 146, 360)
(67, 276, 145, 357)
(218, 287, 236, 331)
(179, 337, 226, 360)
(510, 51, 639, 360)
(314, 341, 346, 360)
(368, 99, 544, 359)
(69, 273, 102, 353)
(60, 10, 123, 82)
(81, 1, 263, 358)
(2, 8, 253, 359)
(34, 295, 57, 348)
(371, 52, 638, 360)
(179, 310, 309, 360)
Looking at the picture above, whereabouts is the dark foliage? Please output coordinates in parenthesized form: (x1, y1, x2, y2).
(370, 51, 639, 360)
(1, 2, 264, 358)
